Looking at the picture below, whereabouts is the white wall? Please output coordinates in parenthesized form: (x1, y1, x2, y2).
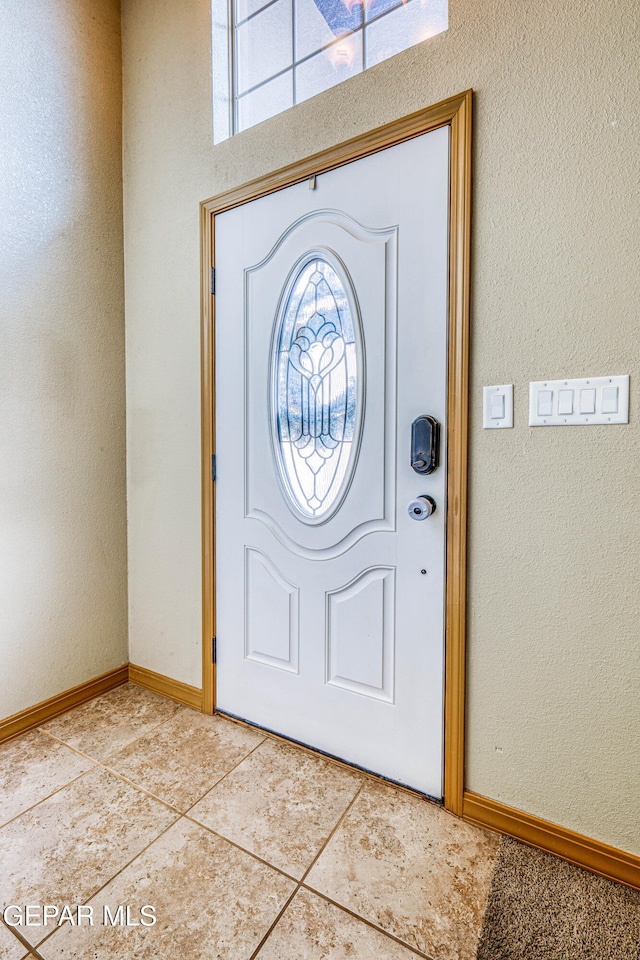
(0, 0, 128, 718)
(122, 0, 640, 854)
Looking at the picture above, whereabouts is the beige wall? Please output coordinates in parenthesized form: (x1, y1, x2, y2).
(0, 0, 128, 718)
(122, 0, 640, 854)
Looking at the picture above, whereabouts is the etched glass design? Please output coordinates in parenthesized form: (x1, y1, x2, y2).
(274, 257, 360, 519)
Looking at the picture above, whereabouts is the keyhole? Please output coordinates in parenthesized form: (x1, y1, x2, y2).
(413, 507, 421, 516)
(421, 569, 427, 575)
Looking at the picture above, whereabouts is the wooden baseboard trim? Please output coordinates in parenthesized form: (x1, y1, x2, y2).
(464, 790, 640, 891)
(129, 664, 203, 711)
(0, 665, 129, 744)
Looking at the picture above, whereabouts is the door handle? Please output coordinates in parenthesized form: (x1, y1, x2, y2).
(411, 415, 440, 475)
(407, 495, 436, 520)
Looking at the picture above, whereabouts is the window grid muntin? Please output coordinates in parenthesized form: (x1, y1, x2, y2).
(216, 0, 447, 140)
(235, 0, 408, 105)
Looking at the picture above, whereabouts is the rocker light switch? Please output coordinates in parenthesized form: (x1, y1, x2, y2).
(529, 376, 629, 425)
(483, 385, 513, 429)
(558, 390, 574, 415)
(537, 391, 553, 417)
(601, 386, 619, 414)
(490, 394, 505, 419)
(579, 388, 596, 414)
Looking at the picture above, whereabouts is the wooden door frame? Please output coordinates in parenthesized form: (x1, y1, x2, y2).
(200, 89, 472, 816)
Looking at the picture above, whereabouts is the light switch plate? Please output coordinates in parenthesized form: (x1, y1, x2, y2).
(529, 375, 629, 426)
(483, 384, 513, 428)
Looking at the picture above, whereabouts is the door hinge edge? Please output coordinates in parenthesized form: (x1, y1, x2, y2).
(212, 637, 217, 663)
(210, 267, 216, 295)
(211, 454, 216, 481)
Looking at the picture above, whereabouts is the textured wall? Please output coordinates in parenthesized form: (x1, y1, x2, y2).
(122, 0, 640, 853)
(0, 0, 128, 717)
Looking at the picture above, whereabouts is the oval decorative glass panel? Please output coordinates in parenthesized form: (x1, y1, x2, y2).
(273, 255, 362, 520)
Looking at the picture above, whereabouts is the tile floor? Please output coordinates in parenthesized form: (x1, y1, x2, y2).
(0, 683, 500, 959)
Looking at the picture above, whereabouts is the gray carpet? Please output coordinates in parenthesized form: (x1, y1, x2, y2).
(477, 837, 640, 960)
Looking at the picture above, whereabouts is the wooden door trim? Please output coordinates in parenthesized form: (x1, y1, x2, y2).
(200, 89, 473, 815)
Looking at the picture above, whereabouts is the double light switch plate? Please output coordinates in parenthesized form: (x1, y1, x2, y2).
(529, 376, 629, 426)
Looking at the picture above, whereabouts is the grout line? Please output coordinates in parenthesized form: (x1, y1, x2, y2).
(97, 711, 190, 764)
(0, 766, 97, 832)
(247, 885, 300, 960)
(239, 787, 368, 958)
(39, 717, 184, 768)
(8, 687, 450, 960)
(63, 690, 434, 816)
(0, 754, 182, 836)
(37, 730, 107, 765)
(180, 742, 363, 888)
(97, 765, 185, 816)
(180, 735, 267, 817)
(29, 815, 182, 953)
(299, 782, 364, 884)
(219, 711, 443, 808)
(1, 716, 274, 947)
(289, 782, 440, 959)
(181, 811, 300, 884)
(221, 714, 373, 780)
(36, 687, 437, 814)
(297, 887, 437, 960)
(212, 783, 364, 960)
(4, 687, 448, 960)
(98, 716, 267, 816)
(39, 704, 259, 780)
(25, 947, 46, 960)
(77, 814, 180, 906)
(1, 915, 47, 960)
(36, 682, 185, 762)
(241, 777, 434, 960)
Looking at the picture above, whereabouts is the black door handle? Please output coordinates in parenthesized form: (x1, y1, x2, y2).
(411, 415, 440, 475)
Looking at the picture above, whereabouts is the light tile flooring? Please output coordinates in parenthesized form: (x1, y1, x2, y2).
(0, 683, 500, 960)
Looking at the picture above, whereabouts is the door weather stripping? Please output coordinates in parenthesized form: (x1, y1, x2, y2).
(210, 267, 216, 295)
(212, 637, 217, 663)
(211, 454, 216, 481)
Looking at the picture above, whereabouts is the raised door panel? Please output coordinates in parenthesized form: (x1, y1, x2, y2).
(245, 548, 299, 672)
(326, 566, 395, 703)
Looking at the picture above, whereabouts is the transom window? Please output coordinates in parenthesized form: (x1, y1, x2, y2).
(212, 0, 447, 142)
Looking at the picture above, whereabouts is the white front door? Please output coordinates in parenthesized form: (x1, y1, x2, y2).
(215, 127, 449, 797)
